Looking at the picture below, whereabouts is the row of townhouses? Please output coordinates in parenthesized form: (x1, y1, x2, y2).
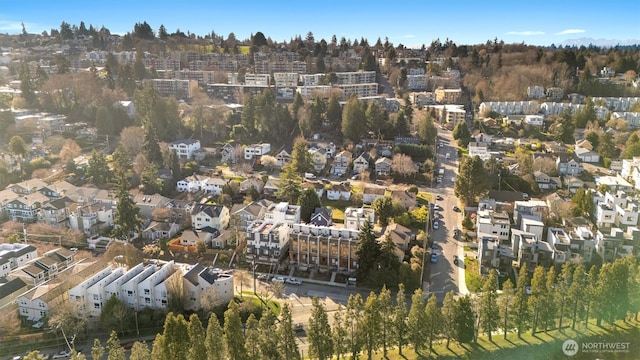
(475, 189, 640, 275)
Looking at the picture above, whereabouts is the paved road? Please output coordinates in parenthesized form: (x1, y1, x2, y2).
(423, 128, 469, 303)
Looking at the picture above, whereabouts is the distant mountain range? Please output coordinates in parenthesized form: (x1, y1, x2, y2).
(557, 37, 640, 48)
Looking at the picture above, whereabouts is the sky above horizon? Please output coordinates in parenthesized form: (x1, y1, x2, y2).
(1, 1, 639, 47)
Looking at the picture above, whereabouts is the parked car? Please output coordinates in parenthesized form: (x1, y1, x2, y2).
(433, 204, 441, 211)
(271, 276, 285, 284)
(52, 351, 70, 359)
(452, 205, 460, 212)
(351, 174, 359, 180)
(256, 274, 269, 281)
(433, 221, 439, 230)
(285, 277, 302, 285)
(436, 195, 443, 201)
(293, 323, 305, 332)
(453, 255, 459, 265)
(304, 173, 316, 179)
(430, 253, 438, 263)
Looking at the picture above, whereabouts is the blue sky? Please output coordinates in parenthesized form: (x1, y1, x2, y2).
(1, 1, 639, 47)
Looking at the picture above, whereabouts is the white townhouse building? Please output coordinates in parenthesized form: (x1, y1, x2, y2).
(176, 175, 226, 195)
(68, 267, 114, 317)
(136, 261, 176, 311)
(183, 264, 234, 312)
(104, 263, 145, 304)
(86, 267, 125, 317)
(153, 268, 183, 311)
(611, 112, 640, 128)
(0, 243, 38, 278)
(479, 101, 537, 115)
(168, 139, 201, 160)
(120, 265, 157, 311)
(245, 220, 292, 265)
(343, 207, 375, 230)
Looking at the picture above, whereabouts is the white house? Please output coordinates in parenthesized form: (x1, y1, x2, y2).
(191, 203, 230, 230)
(476, 209, 511, 243)
(244, 143, 271, 160)
(153, 268, 183, 311)
(274, 147, 292, 168)
(176, 175, 227, 195)
(264, 202, 301, 225)
(574, 147, 600, 163)
(308, 148, 327, 172)
(183, 264, 234, 312)
(468, 142, 491, 161)
(68, 202, 113, 235)
(353, 153, 371, 174)
(168, 139, 201, 160)
(524, 115, 544, 126)
(362, 186, 386, 205)
(326, 184, 351, 201)
(245, 220, 292, 264)
(331, 150, 352, 176)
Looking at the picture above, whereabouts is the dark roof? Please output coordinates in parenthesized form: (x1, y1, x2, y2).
(200, 267, 221, 285)
(198, 226, 221, 237)
(191, 203, 224, 217)
(487, 190, 525, 202)
(44, 196, 75, 210)
(311, 207, 332, 223)
(184, 263, 205, 286)
(0, 278, 27, 300)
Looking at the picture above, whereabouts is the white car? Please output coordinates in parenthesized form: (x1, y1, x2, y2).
(52, 351, 70, 359)
(271, 276, 286, 284)
(433, 221, 439, 230)
(433, 204, 441, 211)
(285, 277, 302, 285)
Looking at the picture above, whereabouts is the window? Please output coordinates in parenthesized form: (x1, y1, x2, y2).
(144, 289, 150, 295)
(94, 303, 101, 309)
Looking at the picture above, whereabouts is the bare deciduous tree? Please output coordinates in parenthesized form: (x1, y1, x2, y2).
(120, 126, 144, 157)
(392, 153, 417, 176)
(60, 139, 82, 163)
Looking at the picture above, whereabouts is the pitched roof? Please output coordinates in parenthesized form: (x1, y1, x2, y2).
(183, 263, 206, 286)
(0, 278, 27, 300)
(191, 203, 225, 217)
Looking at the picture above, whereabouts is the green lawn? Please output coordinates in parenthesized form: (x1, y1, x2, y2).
(325, 319, 639, 359)
(464, 257, 483, 292)
(417, 192, 432, 206)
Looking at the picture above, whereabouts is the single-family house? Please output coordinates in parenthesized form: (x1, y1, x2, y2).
(389, 190, 417, 210)
(301, 181, 325, 199)
(564, 176, 585, 194)
(183, 264, 234, 312)
(574, 147, 600, 163)
(6, 192, 49, 223)
(468, 142, 490, 161)
(168, 139, 201, 160)
(331, 150, 352, 176)
(362, 186, 386, 205)
(309, 148, 327, 172)
(274, 147, 292, 168)
(375, 157, 392, 176)
(230, 199, 272, 231)
(0, 243, 38, 278)
(326, 184, 351, 201)
(310, 208, 333, 227)
(534, 171, 560, 190)
(220, 143, 236, 164)
(556, 153, 583, 176)
(191, 203, 230, 230)
(39, 196, 74, 228)
(244, 143, 271, 160)
(353, 153, 371, 174)
(344, 207, 376, 230)
(142, 221, 180, 241)
(133, 193, 171, 220)
(239, 177, 264, 194)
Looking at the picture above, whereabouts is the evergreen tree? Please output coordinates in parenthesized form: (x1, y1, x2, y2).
(407, 288, 427, 352)
(442, 290, 457, 347)
(554, 109, 575, 144)
(143, 125, 163, 167)
(392, 284, 408, 355)
(372, 196, 393, 226)
(585, 266, 599, 328)
(452, 121, 471, 147)
(325, 94, 342, 134)
(244, 314, 260, 359)
(106, 331, 126, 360)
(341, 95, 367, 143)
(332, 306, 348, 360)
(308, 297, 334, 360)
(278, 304, 300, 360)
(157, 312, 189, 360)
(129, 342, 152, 360)
(19, 61, 37, 106)
(345, 293, 364, 359)
(424, 294, 442, 352)
(418, 111, 438, 145)
(556, 262, 573, 331)
(569, 263, 587, 330)
(298, 188, 321, 223)
(169, 149, 181, 182)
(205, 314, 226, 359)
(544, 266, 557, 332)
(355, 221, 381, 283)
(258, 311, 280, 360)
(480, 270, 500, 341)
(377, 286, 393, 357)
(512, 265, 530, 337)
(223, 302, 247, 360)
(187, 314, 207, 360)
(112, 171, 142, 242)
(366, 101, 386, 139)
(362, 292, 381, 359)
(454, 296, 475, 344)
(499, 279, 514, 340)
(528, 266, 547, 334)
(87, 150, 111, 186)
(454, 156, 490, 206)
(91, 339, 105, 360)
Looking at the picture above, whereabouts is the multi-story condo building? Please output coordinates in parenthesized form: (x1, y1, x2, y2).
(104, 263, 145, 301)
(336, 83, 378, 98)
(547, 227, 573, 264)
(68, 267, 114, 317)
(245, 220, 291, 265)
(540, 102, 608, 119)
(476, 210, 511, 244)
(120, 265, 156, 311)
(288, 223, 360, 273)
(594, 190, 640, 230)
(343, 207, 375, 230)
(86, 267, 125, 317)
(273, 73, 299, 87)
(595, 227, 640, 262)
(434, 88, 462, 103)
(527, 86, 545, 99)
(513, 200, 549, 226)
(244, 73, 271, 86)
(479, 101, 537, 115)
(611, 112, 640, 128)
(407, 75, 428, 91)
(478, 234, 515, 275)
(511, 229, 553, 270)
(68, 202, 113, 235)
(183, 264, 234, 312)
(264, 202, 301, 225)
(335, 71, 376, 85)
(591, 97, 640, 112)
(143, 79, 198, 99)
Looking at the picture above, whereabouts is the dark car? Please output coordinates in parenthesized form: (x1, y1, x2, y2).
(430, 253, 438, 263)
(436, 195, 444, 201)
(452, 205, 460, 212)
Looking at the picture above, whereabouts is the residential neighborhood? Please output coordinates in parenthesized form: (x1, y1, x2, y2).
(0, 8, 639, 360)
